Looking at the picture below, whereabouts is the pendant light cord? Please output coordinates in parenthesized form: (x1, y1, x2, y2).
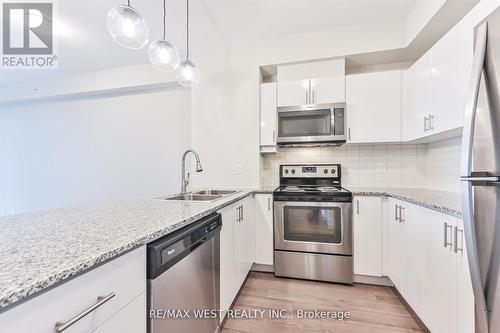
(162, 0, 167, 39)
(186, 0, 190, 60)
(127, 0, 130, 7)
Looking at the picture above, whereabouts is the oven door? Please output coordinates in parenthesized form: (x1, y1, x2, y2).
(277, 103, 346, 144)
(274, 201, 352, 255)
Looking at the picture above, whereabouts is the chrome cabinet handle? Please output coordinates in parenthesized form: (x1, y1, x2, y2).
(272, 130, 276, 143)
(239, 205, 243, 222)
(55, 292, 116, 332)
(424, 116, 429, 132)
(394, 204, 399, 222)
(348, 127, 351, 141)
(356, 200, 359, 215)
(306, 90, 309, 104)
(461, 22, 489, 333)
(312, 90, 315, 104)
(443, 223, 453, 248)
(236, 206, 240, 222)
(454, 226, 464, 253)
(429, 114, 434, 130)
(399, 206, 405, 223)
(267, 197, 271, 211)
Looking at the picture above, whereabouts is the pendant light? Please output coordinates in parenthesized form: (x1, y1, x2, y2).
(107, 0, 149, 49)
(148, 0, 179, 72)
(176, 0, 200, 87)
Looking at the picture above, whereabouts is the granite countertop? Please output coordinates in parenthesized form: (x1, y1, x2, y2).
(0, 189, 257, 312)
(347, 187, 462, 217)
(253, 185, 277, 193)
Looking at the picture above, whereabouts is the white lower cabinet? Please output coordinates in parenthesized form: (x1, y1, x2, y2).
(0, 247, 146, 333)
(254, 194, 274, 266)
(401, 203, 427, 317)
(219, 202, 240, 318)
(386, 198, 474, 333)
(353, 196, 382, 276)
(92, 292, 146, 333)
(456, 219, 475, 333)
(387, 197, 404, 290)
(236, 196, 256, 286)
(219, 195, 255, 322)
(423, 209, 457, 333)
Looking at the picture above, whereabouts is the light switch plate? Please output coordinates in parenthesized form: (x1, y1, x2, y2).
(235, 164, 243, 175)
(377, 163, 386, 174)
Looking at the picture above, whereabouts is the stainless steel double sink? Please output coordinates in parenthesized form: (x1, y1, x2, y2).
(158, 190, 238, 202)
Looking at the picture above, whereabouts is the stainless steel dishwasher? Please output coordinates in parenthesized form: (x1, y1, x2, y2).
(147, 213, 221, 333)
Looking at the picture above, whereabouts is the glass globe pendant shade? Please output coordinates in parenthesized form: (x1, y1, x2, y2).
(107, 5, 149, 49)
(148, 39, 180, 72)
(176, 59, 200, 87)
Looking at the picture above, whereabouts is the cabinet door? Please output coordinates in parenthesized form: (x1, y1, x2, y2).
(423, 210, 457, 333)
(277, 79, 309, 107)
(353, 196, 382, 276)
(406, 51, 432, 141)
(455, 218, 475, 333)
(236, 196, 255, 286)
(346, 71, 402, 143)
(387, 198, 404, 291)
(92, 292, 146, 333)
(401, 203, 427, 318)
(310, 76, 345, 104)
(219, 203, 239, 318)
(260, 83, 277, 148)
(254, 194, 274, 265)
(431, 22, 464, 133)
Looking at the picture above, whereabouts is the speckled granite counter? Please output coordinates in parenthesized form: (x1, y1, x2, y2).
(347, 187, 462, 217)
(253, 186, 277, 194)
(0, 190, 255, 312)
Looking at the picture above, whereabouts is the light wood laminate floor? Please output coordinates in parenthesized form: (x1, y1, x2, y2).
(221, 272, 426, 333)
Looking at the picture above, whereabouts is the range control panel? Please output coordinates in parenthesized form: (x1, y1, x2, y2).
(280, 164, 340, 178)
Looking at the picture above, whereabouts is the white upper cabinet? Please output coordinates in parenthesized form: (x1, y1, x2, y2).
(277, 58, 345, 107)
(353, 196, 382, 276)
(346, 71, 403, 143)
(406, 51, 432, 141)
(310, 76, 345, 105)
(430, 22, 464, 133)
(276, 79, 310, 107)
(405, 21, 464, 141)
(260, 82, 277, 152)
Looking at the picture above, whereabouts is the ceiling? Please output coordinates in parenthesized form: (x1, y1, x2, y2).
(202, 0, 418, 43)
(1, 0, 420, 84)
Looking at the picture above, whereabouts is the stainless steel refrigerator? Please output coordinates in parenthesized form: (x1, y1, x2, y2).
(461, 6, 500, 333)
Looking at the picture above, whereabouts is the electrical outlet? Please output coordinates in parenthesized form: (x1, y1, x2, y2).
(377, 163, 386, 174)
(235, 164, 243, 175)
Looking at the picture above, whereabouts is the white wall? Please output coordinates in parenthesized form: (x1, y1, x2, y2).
(191, 20, 407, 189)
(260, 137, 462, 193)
(261, 144, 427, 189)
(0, 87, 191, 214)
(425, 137, 461, 192)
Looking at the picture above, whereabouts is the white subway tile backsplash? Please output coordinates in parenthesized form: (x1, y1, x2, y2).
(261, 137, 462, 192)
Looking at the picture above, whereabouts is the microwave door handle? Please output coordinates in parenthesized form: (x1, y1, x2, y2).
(460, 22, 489, 333)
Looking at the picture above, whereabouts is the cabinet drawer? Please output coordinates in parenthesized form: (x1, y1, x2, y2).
(92, 292, 146, 333)
(0, 246, 146, 333)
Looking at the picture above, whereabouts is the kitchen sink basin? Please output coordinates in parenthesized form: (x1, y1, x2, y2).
(194, 190, 238, 196)
(160, 194, 222, 201)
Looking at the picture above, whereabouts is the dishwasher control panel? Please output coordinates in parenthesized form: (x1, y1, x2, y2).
(147, 213, 222, 279)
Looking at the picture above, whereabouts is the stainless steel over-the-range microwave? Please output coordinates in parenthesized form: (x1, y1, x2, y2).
(277, 103, 346, 146)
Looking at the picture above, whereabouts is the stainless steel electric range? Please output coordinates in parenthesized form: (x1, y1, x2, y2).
(273, 164, 353, 284)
